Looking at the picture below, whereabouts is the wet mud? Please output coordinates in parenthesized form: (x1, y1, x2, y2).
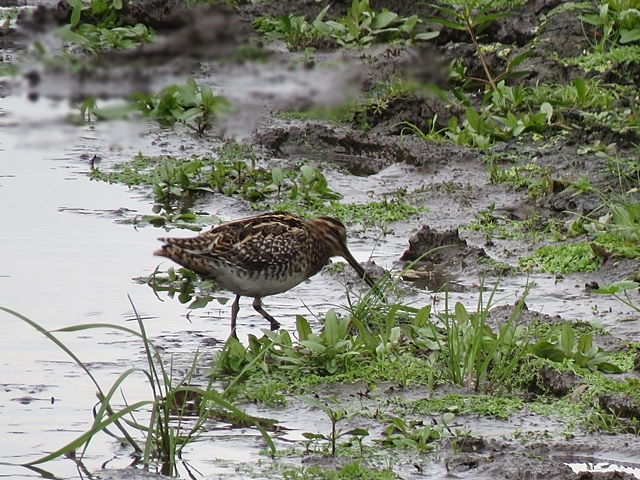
(2, 0, 640, 478)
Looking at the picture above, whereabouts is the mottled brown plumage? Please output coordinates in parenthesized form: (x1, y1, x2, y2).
(154, 212, 376, 334)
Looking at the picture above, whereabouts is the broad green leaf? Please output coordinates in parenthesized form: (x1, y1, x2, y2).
(473, 11, 511, 27)
(464, 107, 482, 132)
(595, 361, 623, 373)
(414, 305, 431, 327)
(414, 31, 439, 40)
(200, 85, 214, 107)
(529, 341, 565, 362)
(302, 432, 326, 440)
(299, 340, 326, 354)
(313, 4, 331, 23)
(346, 19, 361, 39)
(179, 107, 203, 123)
(577, 333, 592, 352)
(402, 15, 419, 32)
(323, 309, 339, 346)
(620, 28, 640, 43)
(187, 296, 213, 309)
(336, 315, 350, 340)
(57, 24, 91, 47)
(300, 165, 316, 182)
(427, 4, 461, 19)
(68, 0, 83, 27)
(372, 11, 398, 29)
(454, 302, 469, 325)
(425, 16, 465, 30)
(573, 76, 586, 105)
(560, 323, 575, 357)
(593, 281, 639, 294)
(344, 428, 369, 437)
(507, 50, 532, 70)
(277, 328, 293, 346)
(325, 358, 337, 374)
(599, 3, 609, 19)
(300, 395, 329, 413)
(92, 102, 136, 120)
(578, 13, 604, 26)
(295, 315, 312, 341)
(493, 114, 517, 129)
(178, 84, 198, 107)
(271, 167, 284, 187)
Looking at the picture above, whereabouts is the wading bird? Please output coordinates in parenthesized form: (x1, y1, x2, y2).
(155, 212, 376, 334)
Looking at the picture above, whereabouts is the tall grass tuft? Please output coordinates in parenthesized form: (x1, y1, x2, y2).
(0, 297, 274, 476)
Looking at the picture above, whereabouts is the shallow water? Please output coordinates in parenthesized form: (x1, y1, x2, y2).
(0, 94, 402, 477)
(2, 84, 640, 479)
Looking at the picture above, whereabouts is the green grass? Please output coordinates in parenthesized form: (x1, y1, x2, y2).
(275, 105, 355, 124)
(282, 461, 398, 480)
(519, 233, 640, 273)
(563, 45, 640, 73)
(403, 393, 524, 419)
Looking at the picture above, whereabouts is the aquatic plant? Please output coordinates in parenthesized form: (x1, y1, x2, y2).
(0, 302, 275, 475)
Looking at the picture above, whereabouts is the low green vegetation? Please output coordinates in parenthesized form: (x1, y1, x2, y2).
(74, 77, 231, 135)
(0, 304, 275, 476)
(278, 76, 417, 131)
(282, 462, 398, 480)
(6, 279, 640, 474)
(135, 77, 232, 134)
(89, 145, 341, 208)
(578, 0, 640, 53)
(426, 1, 524, 92)
(564, 44, 640, 75)
(519, 233, 640, 273)
(90, 142, 423, 233)
(404, 393, 524, 419)
(253, 0, 438, 51)
(136, 266, 221, 309)
(59, 0, 154, 52)
(207, 282, 637, 443)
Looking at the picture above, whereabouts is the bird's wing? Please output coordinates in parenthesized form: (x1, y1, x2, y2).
(162, 213, 312, 272)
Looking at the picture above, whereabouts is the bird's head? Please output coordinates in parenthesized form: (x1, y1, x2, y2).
(306, 216, 376, 289)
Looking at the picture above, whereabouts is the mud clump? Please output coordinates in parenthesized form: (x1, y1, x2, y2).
(577, 472, 639, 479)
(536, 365, 583, 397)
(598, 394, 640, 421)
(358, 92, 457, 136)
(255, 124, 402, 175)
(399, 225, 495, 290)
(400, 225, 487, 267)
(447, 449, 577, 479)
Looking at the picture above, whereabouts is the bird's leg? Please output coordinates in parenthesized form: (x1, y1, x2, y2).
(230, 295, 241, 339)
(253, 297, 281, 330)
